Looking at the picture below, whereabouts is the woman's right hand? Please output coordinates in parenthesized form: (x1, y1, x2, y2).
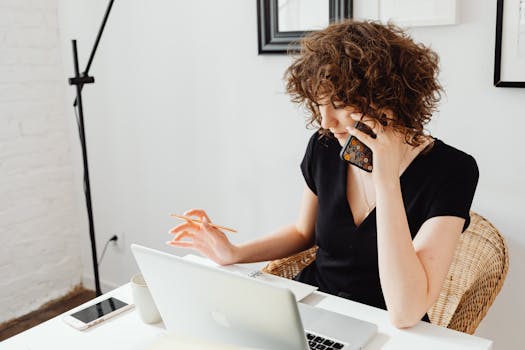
(167, 209, 239, 266)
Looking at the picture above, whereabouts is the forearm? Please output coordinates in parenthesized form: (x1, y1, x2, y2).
(233, 224, 314, 264)
(375, 179, 430, 327)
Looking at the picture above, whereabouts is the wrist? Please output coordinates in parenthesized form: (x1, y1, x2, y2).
(374, 176, 401, 193)
(228, 244, 243, 264)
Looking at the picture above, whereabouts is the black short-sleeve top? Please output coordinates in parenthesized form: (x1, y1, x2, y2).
(295, 130, 479, 312)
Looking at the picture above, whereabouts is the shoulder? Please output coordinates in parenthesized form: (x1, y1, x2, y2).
(430, 139, 479, 179)
(302, 130, 341, 181)
(305, 129, 338, 153)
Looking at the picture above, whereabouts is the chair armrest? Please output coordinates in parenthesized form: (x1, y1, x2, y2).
(261, 246, 318, 279)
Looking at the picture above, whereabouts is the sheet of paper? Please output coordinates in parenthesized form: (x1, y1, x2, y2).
(182, 254, 318, 301)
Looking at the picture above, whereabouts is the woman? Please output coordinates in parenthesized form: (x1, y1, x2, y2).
(167, 20, 479, 328)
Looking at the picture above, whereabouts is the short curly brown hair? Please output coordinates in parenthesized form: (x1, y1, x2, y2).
(284, 20, 442, 146)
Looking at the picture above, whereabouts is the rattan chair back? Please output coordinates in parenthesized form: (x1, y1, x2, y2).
(427, 211, 508, 333)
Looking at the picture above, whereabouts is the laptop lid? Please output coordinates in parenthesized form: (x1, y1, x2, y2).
(131, 244, 309, 350)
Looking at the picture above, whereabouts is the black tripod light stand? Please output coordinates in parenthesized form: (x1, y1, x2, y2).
(68, 0, 115, 297)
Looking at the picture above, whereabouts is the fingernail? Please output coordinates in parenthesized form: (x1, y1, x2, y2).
(350, 113, 361, 118)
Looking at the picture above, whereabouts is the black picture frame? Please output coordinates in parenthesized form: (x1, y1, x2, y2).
(257, 0, 353, 54)
(494, 0, 525, 87)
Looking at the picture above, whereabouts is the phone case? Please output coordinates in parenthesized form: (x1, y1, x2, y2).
(339, 121, 376, 172)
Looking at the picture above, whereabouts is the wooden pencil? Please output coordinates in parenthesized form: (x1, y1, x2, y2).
(170, 214, 238, 233)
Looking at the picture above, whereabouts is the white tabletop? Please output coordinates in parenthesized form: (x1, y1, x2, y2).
(1, 283, 493, 350)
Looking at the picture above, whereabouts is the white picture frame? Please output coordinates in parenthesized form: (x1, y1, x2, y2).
(354, 0, 457, 27)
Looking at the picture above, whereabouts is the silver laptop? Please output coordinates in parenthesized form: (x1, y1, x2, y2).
(131, 244, 377, 350)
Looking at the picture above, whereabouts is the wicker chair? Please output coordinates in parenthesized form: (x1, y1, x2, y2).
(262, 211, 509, 334)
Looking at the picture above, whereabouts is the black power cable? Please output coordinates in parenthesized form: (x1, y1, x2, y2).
(98, 235, 118, 266)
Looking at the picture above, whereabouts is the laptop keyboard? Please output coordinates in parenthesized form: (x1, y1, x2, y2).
(306, 332, 345, 349)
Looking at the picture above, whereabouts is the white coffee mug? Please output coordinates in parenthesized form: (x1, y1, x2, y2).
(131, 273, 162, 324)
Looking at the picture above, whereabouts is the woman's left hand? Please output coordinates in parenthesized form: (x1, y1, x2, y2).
(345, 113, 419, 185)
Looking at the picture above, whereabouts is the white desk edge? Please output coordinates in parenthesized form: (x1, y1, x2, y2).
(1, 283, 493, 350)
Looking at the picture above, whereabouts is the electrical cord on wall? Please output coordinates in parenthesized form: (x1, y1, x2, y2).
(98, 235, 118, 266)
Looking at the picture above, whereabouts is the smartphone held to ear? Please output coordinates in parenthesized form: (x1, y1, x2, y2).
(339, 121, 376, 172)
(62, 297, 133, 330)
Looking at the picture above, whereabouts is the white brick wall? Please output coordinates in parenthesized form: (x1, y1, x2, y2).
(0, 0, 83, 323)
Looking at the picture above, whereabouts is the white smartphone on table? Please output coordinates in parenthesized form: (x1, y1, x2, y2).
(62, 296, 134, 330)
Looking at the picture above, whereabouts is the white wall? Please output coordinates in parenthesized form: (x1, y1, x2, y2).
(57, 0, 524, 349)
(0, 0, 83, 323)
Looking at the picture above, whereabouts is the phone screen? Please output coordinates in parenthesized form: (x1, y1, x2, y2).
(70, 297, 128, 323)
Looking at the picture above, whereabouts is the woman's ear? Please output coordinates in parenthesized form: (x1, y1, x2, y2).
(379, 108, 396, 126)
(376, 107, 391, 117)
